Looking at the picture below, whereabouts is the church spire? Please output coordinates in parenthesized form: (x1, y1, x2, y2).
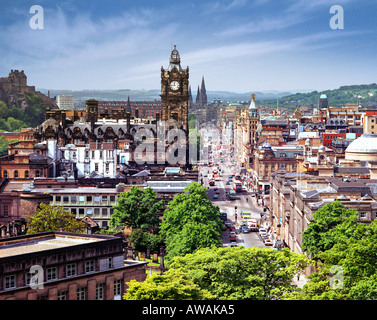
(200, 76, 207, 106)
(196, 85, 200, 105)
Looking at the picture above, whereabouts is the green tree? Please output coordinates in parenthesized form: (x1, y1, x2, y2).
(302, 201, 359, 257)
(110, 186, 163, 231)
(26, 203, 86, 234)
(125, 246, 309, 300)
(124, 270, 213, 300)
(160, 182, 223, 263)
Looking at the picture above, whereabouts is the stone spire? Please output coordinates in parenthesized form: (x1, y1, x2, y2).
(200, 76, 207, 106)
(195, 85, 200, 105)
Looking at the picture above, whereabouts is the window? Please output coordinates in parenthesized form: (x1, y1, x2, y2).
(92, 151, 95, 159)
(99, 151, 103, 159)
(96, 284, 104, 300)
(35, 170, 40, 178)
(5, 275, 16, 289)
(101, 208, 108, 217)
(102, 196, 108, 203)
(94, 196, 100, 203)
(79, 196, 85, 204)
(3, 205, 9, 217)
(25, 170, 29, 179)
(55, 196, 61, 203)
(71, 195, 77, 203)
(77, 288, 86, 300)
(114, 280, 122, 300)
(79, 208, 85, 216)
(105, 163, 109, 172)
(86, 208, 93, 215)
(66, 264, 77, 277)
(360, 212, 367, 219)
(95, 163, 99, 172)
(94, 208, 100, 217)
(85, 260, 95, 273)
(87, 196, 92, 203)
(85, 151, 89, 158)
(63, 196, 69, 204)
(71, 208, 77, 216)
(14, 170, 18, 179)
(47, 267, 58, 281)
(110, 196, 116, 203)
(3, 170, 7, 178)
(58, 291, 67, 300)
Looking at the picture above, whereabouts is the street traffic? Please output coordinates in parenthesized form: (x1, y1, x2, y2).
(198, 124, 281, 250)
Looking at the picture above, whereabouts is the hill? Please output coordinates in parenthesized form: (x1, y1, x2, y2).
(260, 83, 377, 108)
(0, 70, 57, 132)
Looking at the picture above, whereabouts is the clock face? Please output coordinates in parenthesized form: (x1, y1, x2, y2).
(170, 81, 180, 91)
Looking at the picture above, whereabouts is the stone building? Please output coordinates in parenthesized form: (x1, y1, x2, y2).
(271, 172, 377, 254)
(0, 231, 147, 300)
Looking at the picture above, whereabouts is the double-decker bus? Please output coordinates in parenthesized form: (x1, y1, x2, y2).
(233, 181, 242, 192)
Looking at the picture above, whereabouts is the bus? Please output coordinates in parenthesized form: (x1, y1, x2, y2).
(233, 181, 242, 192)
(229, 190, 237, 200)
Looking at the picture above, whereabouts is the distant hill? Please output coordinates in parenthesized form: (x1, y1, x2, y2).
(38, 88, 293, 107)
(260, 83, 377, 108)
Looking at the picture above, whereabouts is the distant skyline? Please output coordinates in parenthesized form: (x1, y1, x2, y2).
(0, 0, 376, 93)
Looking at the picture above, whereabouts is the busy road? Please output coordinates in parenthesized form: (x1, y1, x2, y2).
(199, 124, 271, 250)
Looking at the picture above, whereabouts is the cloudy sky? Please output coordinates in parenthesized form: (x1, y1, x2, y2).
(0, 0, 376, 93)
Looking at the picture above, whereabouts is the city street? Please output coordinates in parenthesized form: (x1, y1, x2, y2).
(200, 125, 268, 249)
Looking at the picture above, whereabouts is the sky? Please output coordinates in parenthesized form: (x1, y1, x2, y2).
(0, 0, 376, 93)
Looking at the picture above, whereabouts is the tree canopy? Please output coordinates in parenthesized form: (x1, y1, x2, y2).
(110, 186, 163, 231)
(125, 246, 309, 300)
(159, 182, 223, 263)
(26, 203, 86, 234)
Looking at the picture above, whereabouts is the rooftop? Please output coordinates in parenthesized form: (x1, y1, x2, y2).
(0, 232, 108, 259)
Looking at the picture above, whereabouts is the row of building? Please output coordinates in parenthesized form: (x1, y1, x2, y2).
(217, 92, 377, 254)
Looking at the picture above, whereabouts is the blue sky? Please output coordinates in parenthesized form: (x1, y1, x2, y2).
(0, 0, 376, 93)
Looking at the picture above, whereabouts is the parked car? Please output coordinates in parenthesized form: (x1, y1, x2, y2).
(259, 228, 267, 234)
(260, 232, 268, 240)
(230, 231, 237, 241)
(224, 221, 232, 229)
(220, 211, 227, 221)
(226, 180, 231, 185)
(230, 241, 238, 247)
(213, 194, 219, 199)
(215, 188, 220, 194)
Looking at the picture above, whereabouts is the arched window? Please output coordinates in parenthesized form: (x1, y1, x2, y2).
(25, 170, 29, 179)
(3, 170, 7, 179)
(35, 170, 40, 178)
(14, 170, 19, 179)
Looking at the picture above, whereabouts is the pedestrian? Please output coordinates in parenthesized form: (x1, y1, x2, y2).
(246, 197, 248, 202)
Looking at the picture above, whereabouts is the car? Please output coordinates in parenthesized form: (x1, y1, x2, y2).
(226, 181, 230, 185)
(220, 211, 227, 221)
(203, 173, 208, 177)
(213, 194, 219, 199)
(230, 241, 238, 247)
(224, 221, 232, 229)
(264, 238, 273, 246)
(240, 225, 249, 233)
(260, 232, 268, 239)
(259, 228, 267, 234)
(230, 234, 237, 241)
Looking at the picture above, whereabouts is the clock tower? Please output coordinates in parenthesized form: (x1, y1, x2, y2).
(160, 45, 189, 133)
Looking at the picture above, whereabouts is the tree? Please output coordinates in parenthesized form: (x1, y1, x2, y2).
(159, 182, 223, 263)
(125, 246, 309, 300)
(26, 203, 86, 234)
(302, 200, 359, 257)
(124, 270, 213, 300)
(110, 186, 163, 231)
(294, 217, 377, 300)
